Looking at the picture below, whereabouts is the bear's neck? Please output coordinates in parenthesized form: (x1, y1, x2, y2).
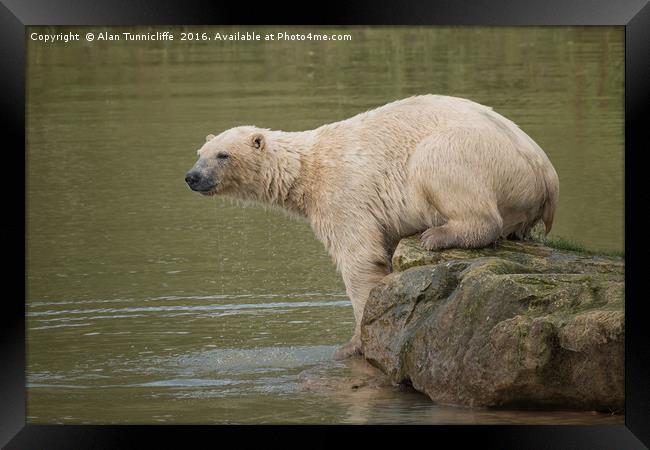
(257, 130, 317, 217)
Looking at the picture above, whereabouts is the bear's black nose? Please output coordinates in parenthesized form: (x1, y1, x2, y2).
(185, 171, 201, 188)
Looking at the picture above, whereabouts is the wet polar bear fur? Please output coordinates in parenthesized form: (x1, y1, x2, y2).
(185, 95, 560, 359)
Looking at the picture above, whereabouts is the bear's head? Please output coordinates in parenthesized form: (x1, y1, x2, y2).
(185, 126, 268, 198)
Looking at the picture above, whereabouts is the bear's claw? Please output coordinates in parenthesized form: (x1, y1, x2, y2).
(420, 226, 456, 251)
(332, 337, 363, 360)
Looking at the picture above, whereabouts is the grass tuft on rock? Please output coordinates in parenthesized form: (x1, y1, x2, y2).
(528, 223, 623, 258)
(537, 236, 624, 258)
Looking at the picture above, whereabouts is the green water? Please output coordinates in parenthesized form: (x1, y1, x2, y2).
(26, 26, 624, 424)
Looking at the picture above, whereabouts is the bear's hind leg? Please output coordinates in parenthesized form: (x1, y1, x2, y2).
(421, 217, 502, 251)
(410, 127, 509, 251)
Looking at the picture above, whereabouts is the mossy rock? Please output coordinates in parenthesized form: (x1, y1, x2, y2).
(361, 236, 624, 411)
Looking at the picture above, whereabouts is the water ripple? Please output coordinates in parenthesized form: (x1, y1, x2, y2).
(28, 291, 348, 307)
(28, 300, 351, 317)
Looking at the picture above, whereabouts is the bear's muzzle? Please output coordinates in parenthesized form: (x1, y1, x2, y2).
(185, 170, 217, 193)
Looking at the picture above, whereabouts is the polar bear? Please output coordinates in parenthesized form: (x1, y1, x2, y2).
(185, 95, 560, 359)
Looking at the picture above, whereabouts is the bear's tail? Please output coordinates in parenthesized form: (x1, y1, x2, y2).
(541, 164, 560, 235)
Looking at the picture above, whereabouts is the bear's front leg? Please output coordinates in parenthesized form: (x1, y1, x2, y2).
(332, 255, 390, 360)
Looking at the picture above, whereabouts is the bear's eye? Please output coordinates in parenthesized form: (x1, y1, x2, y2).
(216, 153, 230, 160)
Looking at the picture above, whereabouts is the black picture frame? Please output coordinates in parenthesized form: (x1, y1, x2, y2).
(2, 0, 648, 448)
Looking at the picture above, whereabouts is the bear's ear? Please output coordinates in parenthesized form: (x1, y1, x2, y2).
(205, 134, 215, 143)
(251, 133, 265, 151)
